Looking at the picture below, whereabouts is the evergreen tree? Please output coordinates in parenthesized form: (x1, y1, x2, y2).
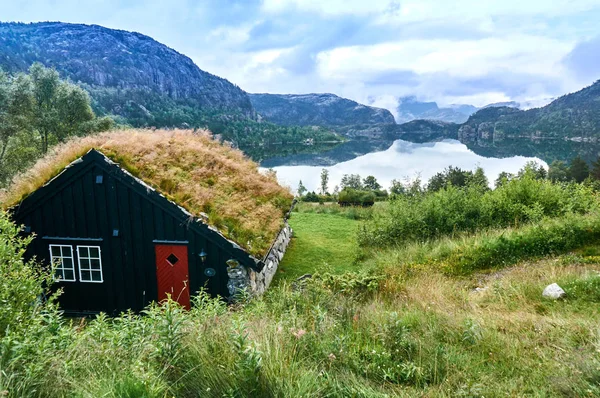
(590, 157, 600, 180)
(547, 160, 570, 182)
(468, 167, 489, 190)
(568, 156, 590, 183)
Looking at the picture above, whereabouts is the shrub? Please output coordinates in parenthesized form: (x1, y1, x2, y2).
(442, 213, 600, 274)
(338, 188, 375, 207)
(358, 176, 597, 248)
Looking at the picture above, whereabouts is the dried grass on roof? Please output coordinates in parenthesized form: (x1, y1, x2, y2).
(1, 129, 293, 257)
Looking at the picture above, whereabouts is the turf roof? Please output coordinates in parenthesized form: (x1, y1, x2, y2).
(1, 129, 293, 257)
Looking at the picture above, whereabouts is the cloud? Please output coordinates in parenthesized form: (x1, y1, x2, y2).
(563, 35, 600, 84)
(2, 0, 600, 113)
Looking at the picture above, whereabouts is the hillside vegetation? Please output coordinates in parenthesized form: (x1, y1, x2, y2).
(1, 129, 293, 257)
(459, 80, 600, 141)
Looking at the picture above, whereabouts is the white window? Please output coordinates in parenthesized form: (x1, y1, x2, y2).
(49, 244, 76, 282)
(77, 246, 104, 283)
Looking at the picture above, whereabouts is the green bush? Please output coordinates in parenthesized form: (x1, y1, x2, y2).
(442, 213, 600, 274)
(338, 188, 376, 207)
(358, 176, 597, 248)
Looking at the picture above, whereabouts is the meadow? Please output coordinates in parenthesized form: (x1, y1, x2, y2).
(2, 169, 600, 396)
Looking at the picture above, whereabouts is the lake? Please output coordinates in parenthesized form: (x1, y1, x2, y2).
(260, 139, 547, 193)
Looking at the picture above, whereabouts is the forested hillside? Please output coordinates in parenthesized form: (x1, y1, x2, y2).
(459, 80, 600, 141)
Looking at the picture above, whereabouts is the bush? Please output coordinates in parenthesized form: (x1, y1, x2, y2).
(442, 213, 600, 274)
(338, 188, 376, 207)
(358, 176, 597, 248)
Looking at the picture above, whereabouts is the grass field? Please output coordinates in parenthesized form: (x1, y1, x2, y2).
(4, 206, 600, 396)
(277, 212, 363, 281)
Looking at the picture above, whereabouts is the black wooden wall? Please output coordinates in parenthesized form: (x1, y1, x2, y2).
(11, 150, 258, 315)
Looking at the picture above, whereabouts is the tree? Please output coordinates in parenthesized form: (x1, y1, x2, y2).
(29, 63, 95, 153)
(0, 64, 112, 187)
(363, 175, 381, 190)
(297, 180, 307, 197)
(427, 166, 472, 192)
(494, 171, 513, 188)
(547, 160, 570, 182)
(320, 169, 329, 195)
(517, 161, 547, 180)
(467, 167, 489, 190)
(340, 174, 363, 190)
(568, 156, 590, 183)
(389, 179, 406, 195)
(590, 157, 600, 180)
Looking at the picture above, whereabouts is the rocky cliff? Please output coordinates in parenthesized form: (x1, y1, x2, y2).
(0, 22, 254, 121)
(249, 93, 395, 127)
(396, 96, 477, 124)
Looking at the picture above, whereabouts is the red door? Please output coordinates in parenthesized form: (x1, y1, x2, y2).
(155, 244, 191, 309)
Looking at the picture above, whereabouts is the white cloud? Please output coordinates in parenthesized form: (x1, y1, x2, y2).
(316, 36, 573, 80)
(2, 0, 600, 111)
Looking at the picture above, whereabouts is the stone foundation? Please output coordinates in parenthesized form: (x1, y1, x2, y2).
(227, 221, 293, 298)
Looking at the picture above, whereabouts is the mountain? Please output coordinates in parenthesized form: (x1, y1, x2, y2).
(481, 101, 520, 109)
(0, 22, 254, 125)
(396, 96, 477, 124)
(249, 93, 395, 127)
(458, 80, 600, 143)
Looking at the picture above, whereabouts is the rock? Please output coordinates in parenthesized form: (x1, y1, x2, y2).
(542, 283, 566, 299)
(249, 93, 395, 127)
(0, 22, 254, 119)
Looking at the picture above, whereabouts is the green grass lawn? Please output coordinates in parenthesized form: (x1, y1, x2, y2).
(276, 212, 363, 281)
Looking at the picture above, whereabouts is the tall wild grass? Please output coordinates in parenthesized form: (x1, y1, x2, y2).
(0, 210, 599, 396)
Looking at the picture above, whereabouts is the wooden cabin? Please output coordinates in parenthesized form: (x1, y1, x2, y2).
(5, 130, 293, 315)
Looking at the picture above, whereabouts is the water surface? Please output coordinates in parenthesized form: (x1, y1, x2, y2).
(264, 139, 546, 193)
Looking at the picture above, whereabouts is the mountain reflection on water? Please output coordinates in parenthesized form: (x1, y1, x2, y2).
(253, 135, 600, 193)
(260, 139, 547, 193)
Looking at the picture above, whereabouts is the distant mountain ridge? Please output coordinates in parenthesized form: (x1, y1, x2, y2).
(458, 80, 600, 142)
(396, 96, 477, 124)
(249, 93, 396, 127)
(0, 21, 255, 122)
(395, 96, 529, 124)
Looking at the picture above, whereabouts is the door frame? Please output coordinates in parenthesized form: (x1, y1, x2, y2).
(154, 242, 191, 309)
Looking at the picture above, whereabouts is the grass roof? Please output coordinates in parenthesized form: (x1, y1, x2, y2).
(1, 129, 293, 258)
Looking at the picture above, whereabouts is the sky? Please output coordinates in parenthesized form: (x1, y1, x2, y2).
(3, 0, 600, 118)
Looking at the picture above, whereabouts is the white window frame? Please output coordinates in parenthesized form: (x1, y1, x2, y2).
(48, 244, 76, 282)
(77, 245, 104, 283)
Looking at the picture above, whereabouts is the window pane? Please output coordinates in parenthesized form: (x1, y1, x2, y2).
(90, 259, 101, 270)
(63, 257, 73, 270)
(89, 247, 100, 258)
(80, 258, 91, 270)
(61, 246, 72, 258)
(64, 270, 75, 281)
(51, 246, 61, 257)
(92, 271, 102, 282)
(81, 270, 91, 281)
(54, 268, 63, 279)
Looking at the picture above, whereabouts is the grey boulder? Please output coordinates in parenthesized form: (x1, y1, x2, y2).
(542, 283, 566, 299)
